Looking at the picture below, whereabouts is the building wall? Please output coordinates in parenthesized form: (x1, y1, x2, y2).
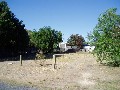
(84, 46, 95, 52)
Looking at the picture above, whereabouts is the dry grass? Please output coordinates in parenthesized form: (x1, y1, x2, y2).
(0, 53, 120, 90)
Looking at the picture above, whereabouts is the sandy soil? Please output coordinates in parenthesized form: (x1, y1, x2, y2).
(0, 53, 120, 90)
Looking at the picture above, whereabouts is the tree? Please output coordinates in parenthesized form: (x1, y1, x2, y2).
(67, 34, 85, 49)
(27, 30, 36, 47)
(29, 26, 62, 53)
(88, 8, 120, 66)
(0, 1, 29, 57)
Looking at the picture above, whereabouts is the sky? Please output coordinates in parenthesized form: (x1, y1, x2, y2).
(5, 0, 120, 42)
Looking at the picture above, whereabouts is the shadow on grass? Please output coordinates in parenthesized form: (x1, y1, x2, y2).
(0, 53, 36, 62)
(0, 48, 80, 62)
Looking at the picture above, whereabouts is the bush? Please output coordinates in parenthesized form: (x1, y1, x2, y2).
(88, 8, 120, 66)
(36, 51, 45, 60)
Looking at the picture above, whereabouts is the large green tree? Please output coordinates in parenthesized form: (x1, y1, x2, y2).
(0, 1, 29, 57)
(67, 34, 85, 49)
(29, 26, 62, 53)
(88, 8, 120, 66)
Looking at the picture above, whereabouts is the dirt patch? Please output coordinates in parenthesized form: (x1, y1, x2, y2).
(0, 53, 120, 90)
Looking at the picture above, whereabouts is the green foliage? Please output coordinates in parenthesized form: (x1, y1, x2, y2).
(0, 1, 29, 57)
(67, 34, 85, 49)
(36, 52, 45, 60)
(88, 8, 120, 66)
(27, 30, 36, 47)
(29, 26, 62, 53)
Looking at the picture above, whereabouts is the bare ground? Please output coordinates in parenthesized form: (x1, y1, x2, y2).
(0, 53, 120, 90)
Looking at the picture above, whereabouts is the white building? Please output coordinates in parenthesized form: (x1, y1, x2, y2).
(83, 45, 95, 52)
(59, 42, 72, 52)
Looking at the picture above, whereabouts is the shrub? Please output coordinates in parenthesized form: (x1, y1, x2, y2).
(36, 51, 45, 60)
(88, 8, 120, 66)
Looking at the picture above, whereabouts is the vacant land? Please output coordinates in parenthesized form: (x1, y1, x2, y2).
(0, 53, 120, 90)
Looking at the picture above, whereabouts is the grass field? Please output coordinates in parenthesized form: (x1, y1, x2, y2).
(0, 53, 120, 90)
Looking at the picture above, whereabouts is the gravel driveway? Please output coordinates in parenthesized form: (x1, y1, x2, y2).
(0, 81, 39, 90)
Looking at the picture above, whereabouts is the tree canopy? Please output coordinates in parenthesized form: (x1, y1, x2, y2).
(29, 26, 62, 53)
(0, 1, 29, 57)
(67, 34, 85, 49)
(88, 8, 120, 66)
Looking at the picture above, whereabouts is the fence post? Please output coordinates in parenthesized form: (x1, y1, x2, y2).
(53, 55, 57, 69)
(20, 55, 22, 66)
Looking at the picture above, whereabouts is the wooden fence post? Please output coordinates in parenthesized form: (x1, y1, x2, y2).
(20, 55, 22, 66)
(53, 55, 57, 69)
(53, 54, 64, 69)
